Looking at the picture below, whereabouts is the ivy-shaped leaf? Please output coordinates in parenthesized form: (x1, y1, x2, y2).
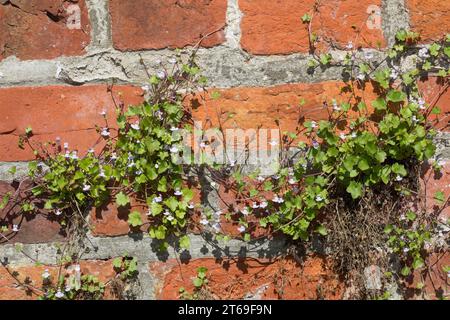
(346, 181, 363, 199)
(372, 98, 387, 111)
(116, 192, 130, 207)
(434, 191, 446, 204)
(387, 90, 406, 103)
(179, 235, 190, 250)
(128, 211, 143, 227)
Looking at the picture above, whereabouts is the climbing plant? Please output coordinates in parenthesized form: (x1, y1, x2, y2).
(0, 26, 449, 299)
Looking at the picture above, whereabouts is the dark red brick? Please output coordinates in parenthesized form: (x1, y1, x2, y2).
(0, 181, 66, 245)
(0, 0, 90, 60)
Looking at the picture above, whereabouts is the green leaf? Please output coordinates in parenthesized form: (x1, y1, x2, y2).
(301, 13, 311, 23)
(44, 200, 54, 210)
(0, 193, 11, 209)
(444, 46, 450, 58)
(358, 158, 370, 171)
(57, 177, 68, 189)
(211, 91, 221, 100)
(316, 225, 328, 236)
(396, 30, 407, 41)
(357, 102, 367, 111)
(372, 98, 387, 111)
(401, 266, 411, 276)
(116, 192, 130, 207)
(380, 166, 391, 184)
(127, 258, 138, 273)
(263, 180, 273, 191)
(412, 257, 424, 270)
(384, 224, 394, 234)
(145, 167, 158, 181)
(343, 155, 357, 171)
(438, 69, 448, 77)
(375, 151, 387, 163)
(342, 102, 351, 112)
(406, 211, 417, 221)
(164, 197, 178, 212)
(150, 202, 163, 216)
(193, 278, 203, 288)
(182, 189, 194, 202)
(149, 225, 167, 240)
(150, 75, 159, 85)
(8, 166, 16, 175)
(25, 126, 33, 136)
(387, 90, 406, 103)
(128, 211, 143, 227)
(319, 54, 332, 65)
(75, 192, 85, 202)
(434, 191, 446, 204)
(112, 258, 122, 269)
(431, 107, 441, 115)
(179, 235, 190, 250)
(157, 177, 168, 192)
(373, 69, 390, 89)
(22, 202, 34, 212)
(197, 267, 208, 278)
(346, 181, 363, 199)
(429, 43, 441, 56)
(143, 138, 160, 155)
(422, 61, 432, 71)
(392, 163, 407, 177)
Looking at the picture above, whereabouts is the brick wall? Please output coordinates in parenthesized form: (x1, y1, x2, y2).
(0, 0, 448, 300)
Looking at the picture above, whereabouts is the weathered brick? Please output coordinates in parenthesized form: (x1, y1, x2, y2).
(0, 260, 117, 300)
(0, 181, 66, 245)
(418, 77, 449, 131)
(90, 197, 149, 237)
(407, 0, 450, 42)
(189, 82, 379, 138)
(188, 79, 447, 147)
(409, 252, 449, 300)
(421, 161, 450, 220)
(0, 0, 90, 61)
(0, 85, 144, 161)
(109, 0, 227, 51)
(151, 256, 343, 300)
(210, 182, 274, 238)
(240, 0, 385, 55)
(91, 183, 202, 237)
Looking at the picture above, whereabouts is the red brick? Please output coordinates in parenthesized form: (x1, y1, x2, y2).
(418, 77, 449, 130)
(407, 0, 450, 42)
(90, 197, 149, 237)
(208, 182, 274, 238)
(91, 183, 202, 237)
(0, 85, 145, 161)
(409, 252, 449, 300)
(240, 0, 385, 55)
(0, 181, 66, 245)
(421, 161, 450, 221)
(0, 260, 117, 300)
(110, 0, 227, 51)
(0, 0, 90, 61)
(151, 256, 343, 300)
(188, 82, 379, 139)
